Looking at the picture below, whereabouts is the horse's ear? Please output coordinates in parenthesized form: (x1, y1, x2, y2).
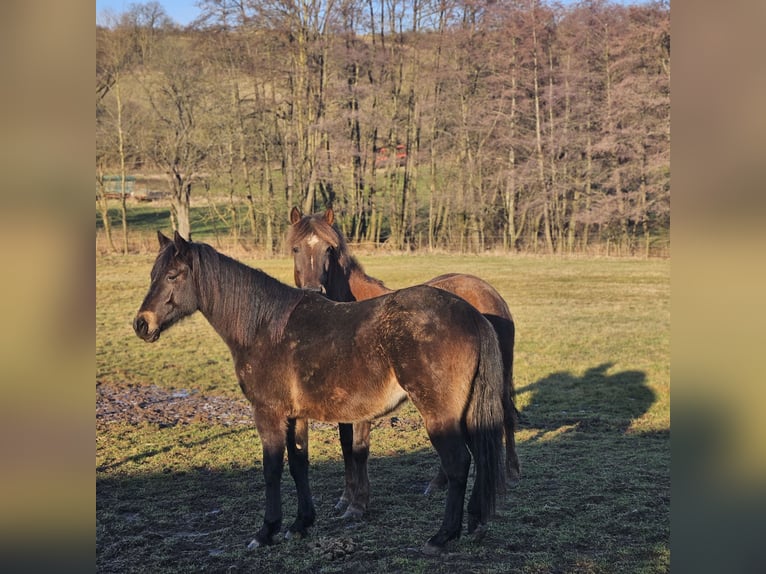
(324, 208, 334, 226)
(172, 230, 190, 258)
(157, 231, 172, 250)
(290, 206, 302, 225)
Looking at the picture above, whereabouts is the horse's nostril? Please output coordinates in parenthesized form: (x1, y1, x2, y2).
(134, 316, 147, 335)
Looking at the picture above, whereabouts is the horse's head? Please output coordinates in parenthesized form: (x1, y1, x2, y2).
(287, 207, 344, 295)
(133, 231, 199, 342)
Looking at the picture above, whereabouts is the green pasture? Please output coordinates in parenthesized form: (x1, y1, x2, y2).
(96, 251, 670, 573)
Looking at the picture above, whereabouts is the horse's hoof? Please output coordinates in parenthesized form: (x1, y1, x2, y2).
(284, 530, 304, 541)
(421, 542, 445, 556)
(247, 534, 280, 549)
(334, 497, 350, 512)
(340, 504, 364, 520)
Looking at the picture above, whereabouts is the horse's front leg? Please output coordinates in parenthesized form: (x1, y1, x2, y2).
(248, 417, 286, 549)
(285, 418, 315, 537)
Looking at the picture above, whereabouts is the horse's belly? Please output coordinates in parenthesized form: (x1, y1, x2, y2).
(297, 370, 408, 423)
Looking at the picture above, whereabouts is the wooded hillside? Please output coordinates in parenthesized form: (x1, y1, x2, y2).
(96, 0, 670, 255)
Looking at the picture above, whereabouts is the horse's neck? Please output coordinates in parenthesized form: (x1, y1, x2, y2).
(327, 261, 355, 302)
(197, 248, 301, 348)
(346, 257, 392, 300)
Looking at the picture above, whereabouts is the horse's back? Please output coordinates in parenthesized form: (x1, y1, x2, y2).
(426, 273, 512, 321)
(381, 283, 483, 332)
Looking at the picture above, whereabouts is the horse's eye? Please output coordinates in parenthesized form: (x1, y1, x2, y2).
(292, 247, 299, 254)
(167, 273, 178, 282)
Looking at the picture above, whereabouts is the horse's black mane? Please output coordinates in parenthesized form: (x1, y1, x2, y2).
(188, 241, 304, 346)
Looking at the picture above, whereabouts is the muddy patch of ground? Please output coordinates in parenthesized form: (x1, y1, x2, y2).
(96, 381, 253, 429)
(96, 381, 423, 431)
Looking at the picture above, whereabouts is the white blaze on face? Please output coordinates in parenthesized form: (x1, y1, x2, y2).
(307, 234, 319, 269)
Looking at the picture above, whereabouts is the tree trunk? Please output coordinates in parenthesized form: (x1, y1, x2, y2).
(169, 170, 192, 240)
(532, 27, 554, 254)
(115, 76, 129, 255)
(96, 169, 117, 253)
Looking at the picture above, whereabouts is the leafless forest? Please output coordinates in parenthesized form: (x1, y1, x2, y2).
(96, 0, 669, 255)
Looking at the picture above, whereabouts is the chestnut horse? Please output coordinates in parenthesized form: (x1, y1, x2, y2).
(288, 207, 520, 520)
(134, 232, 505, 553)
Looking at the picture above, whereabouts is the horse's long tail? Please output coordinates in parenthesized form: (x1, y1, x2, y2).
(485, 313, 521, 484)
(465, 316, 507, 524)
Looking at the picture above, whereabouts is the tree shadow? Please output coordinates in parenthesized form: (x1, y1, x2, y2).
(96, 447, 451, 573)
(97, 365, 670, 572)
(518, 362, 657, 437)
(96, 427, 251, 473)
(95, 205, 171, 231)
(494, 363, 670, 572)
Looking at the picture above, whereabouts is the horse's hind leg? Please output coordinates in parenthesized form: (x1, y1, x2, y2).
(503, 391, 521, 487)
(286, 418, 316, 537)
(422, 420, 471, 554)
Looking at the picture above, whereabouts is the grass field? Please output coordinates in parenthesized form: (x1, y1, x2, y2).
(96, 250, 670, 573)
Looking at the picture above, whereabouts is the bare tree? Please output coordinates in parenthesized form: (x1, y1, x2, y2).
(95, 163, 118, 252)
(139, 33, 212, 240)
(96, 11, 141, 253)
(96, 0, 670, 255)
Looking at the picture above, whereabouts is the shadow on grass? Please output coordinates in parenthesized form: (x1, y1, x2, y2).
(97, 449, 446, 574)
(96, 427, 251, 473)
(518, 362, 659, 436)
(97, 364, 670, 573)
(96, 203, 255, 239)
(96, 205, 171, 231)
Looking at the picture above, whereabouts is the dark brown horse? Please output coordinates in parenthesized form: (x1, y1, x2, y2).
(288, 207, 520, 520)
(133, 231, 506, 553)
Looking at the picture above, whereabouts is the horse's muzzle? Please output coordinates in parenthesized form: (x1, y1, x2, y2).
(133, 314, 160, 342)
(303, 285, 326, 295)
